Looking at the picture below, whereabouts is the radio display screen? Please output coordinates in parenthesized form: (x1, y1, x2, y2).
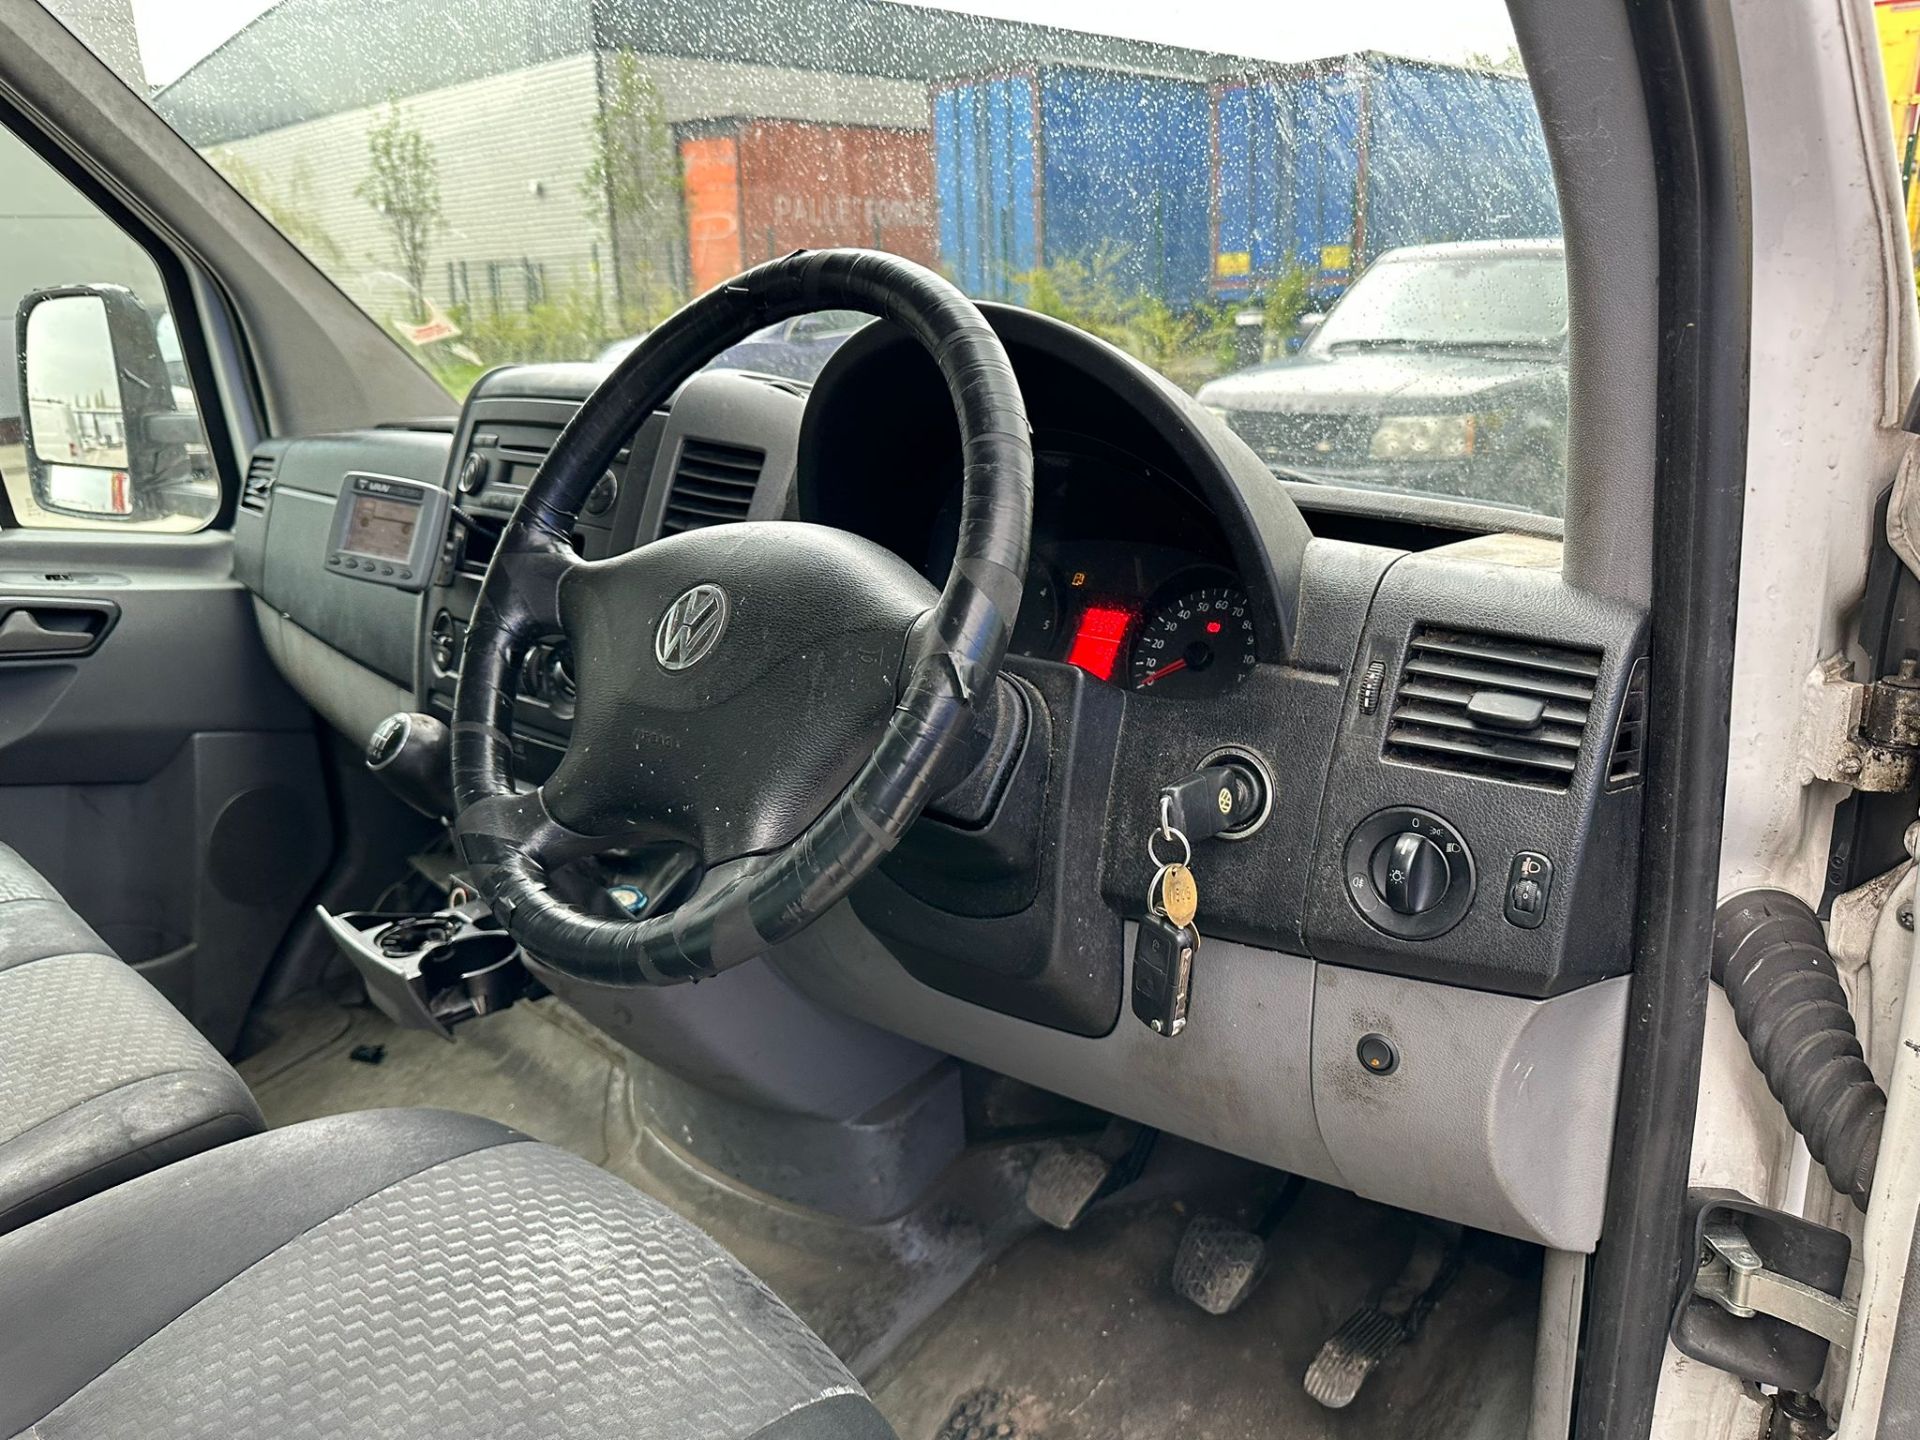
(342, 493, 419, 560)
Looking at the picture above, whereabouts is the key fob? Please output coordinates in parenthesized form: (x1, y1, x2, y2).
(1160, 763, 1261, 845)
(1132, 912, 1198, 1037)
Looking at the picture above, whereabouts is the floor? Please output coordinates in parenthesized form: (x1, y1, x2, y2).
(869, 1187, 1539, 1440)
(238, 992, 1538, 1440)
(239, 991, 633, 1163)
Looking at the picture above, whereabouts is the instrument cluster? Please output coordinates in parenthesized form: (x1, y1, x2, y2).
(925, 434, 1255, 699)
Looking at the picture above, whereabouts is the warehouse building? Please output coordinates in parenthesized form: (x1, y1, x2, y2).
(155, 0, 1233, 334)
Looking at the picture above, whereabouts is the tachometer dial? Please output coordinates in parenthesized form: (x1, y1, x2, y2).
(1128, 585, 1256, 697)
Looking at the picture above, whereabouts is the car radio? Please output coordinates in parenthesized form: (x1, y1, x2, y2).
(324, 472, 450, 592)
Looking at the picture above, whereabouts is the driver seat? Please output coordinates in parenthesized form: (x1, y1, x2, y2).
(0, 1108, 895, 1440)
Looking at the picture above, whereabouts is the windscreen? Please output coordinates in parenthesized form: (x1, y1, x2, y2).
(43, 0, 1570, 516)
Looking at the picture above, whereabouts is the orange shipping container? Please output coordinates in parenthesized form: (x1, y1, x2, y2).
(680, 119, 936, 297)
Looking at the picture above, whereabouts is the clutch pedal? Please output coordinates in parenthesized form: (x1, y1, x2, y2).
(1024, 1119, 1157, 1230)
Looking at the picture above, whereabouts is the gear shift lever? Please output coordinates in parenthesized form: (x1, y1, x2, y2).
(366, 711, 454, 820)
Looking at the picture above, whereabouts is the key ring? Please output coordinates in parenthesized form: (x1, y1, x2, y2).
(1146, 862, 1172, 916)
(1147, 824, 1191, 871)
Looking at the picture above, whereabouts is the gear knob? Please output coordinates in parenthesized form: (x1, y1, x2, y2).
(367, 711, 453, 819)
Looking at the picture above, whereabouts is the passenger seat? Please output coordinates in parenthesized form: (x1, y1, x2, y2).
(0, 842, 262, 1233)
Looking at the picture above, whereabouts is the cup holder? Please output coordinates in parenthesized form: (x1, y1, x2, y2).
(379, 915, 461, 957)
(315, 903, 540, 1037)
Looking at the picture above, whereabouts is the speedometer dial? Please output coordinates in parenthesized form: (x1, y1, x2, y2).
(1128, 585, 1256, 697)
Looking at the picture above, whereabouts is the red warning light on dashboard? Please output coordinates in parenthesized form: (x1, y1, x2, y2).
(1206, 621, 1223, 634)
(1065, 604, 1136, 682)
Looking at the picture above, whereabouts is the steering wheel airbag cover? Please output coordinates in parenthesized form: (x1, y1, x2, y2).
(450, 250, 1032, 986)
(548, 522, 938, 857)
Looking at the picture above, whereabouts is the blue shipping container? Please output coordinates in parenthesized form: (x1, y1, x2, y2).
(1211, 54, 1560, 299)
(933, 68, 1213, 307)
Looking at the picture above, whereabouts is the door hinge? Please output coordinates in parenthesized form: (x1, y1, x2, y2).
(1695, 1220, 1857, 1346)
(1802, 655, 1920, 792)
(1670, 1191, 1853, 1392)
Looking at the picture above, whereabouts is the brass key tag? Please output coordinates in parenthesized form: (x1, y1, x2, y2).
(1161, 862, 1198, 928)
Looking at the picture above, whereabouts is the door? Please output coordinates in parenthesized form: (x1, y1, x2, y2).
(0, 116, 330, 1054)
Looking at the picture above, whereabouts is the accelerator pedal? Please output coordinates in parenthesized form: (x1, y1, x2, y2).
(1304, 1221, 1465, 1409)
(1025, 1119, 1158, 1230)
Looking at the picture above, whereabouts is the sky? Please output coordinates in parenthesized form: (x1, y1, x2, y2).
(132, 0, 275, 86)
(904, 0, 1521, 66)
(128, 0, 1522, 86)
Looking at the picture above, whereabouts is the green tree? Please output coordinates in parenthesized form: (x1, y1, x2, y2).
(1260, 263, 1312, 336)
(583, 52, 683, 327)
(357, 102, 443, 322)
(1013, 248, 1138, 347)
(208, 148, 342, 267)
(1013, 248, 1242, 390)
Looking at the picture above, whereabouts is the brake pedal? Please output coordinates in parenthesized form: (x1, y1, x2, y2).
(1024, 1119, 1157, 1230)
(1173, 1215, 1270, 1314)
(1305, 1222, 1464, 1409)
(1171, 1176, 1303, 1315)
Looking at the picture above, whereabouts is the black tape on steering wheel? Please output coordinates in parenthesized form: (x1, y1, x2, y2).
(449, 249, 1032, 985)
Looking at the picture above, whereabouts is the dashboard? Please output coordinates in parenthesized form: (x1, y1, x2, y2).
(234, 304, 1650, 1254)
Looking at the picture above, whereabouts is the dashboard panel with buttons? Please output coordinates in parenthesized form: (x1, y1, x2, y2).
(1342, 806, 1476, 941)
(1503, 852, 1554, 929)
(1302, 552, 1648, 999)
(324, 472, 449, 593)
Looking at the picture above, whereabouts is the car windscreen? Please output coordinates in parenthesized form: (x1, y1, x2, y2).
(41, 0, 1570, 518)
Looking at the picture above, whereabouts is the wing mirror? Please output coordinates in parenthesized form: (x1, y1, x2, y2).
(15, 284, 210, 522)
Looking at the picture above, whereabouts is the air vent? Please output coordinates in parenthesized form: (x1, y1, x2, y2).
(661, 439, 763, 535)
(1607, 656, 1650, 787)
(456, 512, 505, 579)
(1385, 626, 1601, 790)
(240, 452, 278, 512)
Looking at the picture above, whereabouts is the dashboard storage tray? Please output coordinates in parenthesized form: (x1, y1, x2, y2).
(315, 904, 539, 1038)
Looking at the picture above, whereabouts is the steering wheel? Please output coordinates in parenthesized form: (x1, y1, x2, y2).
(450, 251, 1033, 987)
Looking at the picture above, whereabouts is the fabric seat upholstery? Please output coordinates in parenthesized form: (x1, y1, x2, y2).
(0, 841, 262, 1233)
(0, 1107, 897, 1439)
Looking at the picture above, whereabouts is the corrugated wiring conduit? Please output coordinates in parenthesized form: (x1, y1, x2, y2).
(1712, 890, 1888, 1212)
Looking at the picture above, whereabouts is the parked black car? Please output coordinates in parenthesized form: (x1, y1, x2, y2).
(1198, 239, 1568, 516)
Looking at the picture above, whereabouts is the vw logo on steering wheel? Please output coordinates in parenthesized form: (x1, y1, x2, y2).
(654, 583, 730, 671)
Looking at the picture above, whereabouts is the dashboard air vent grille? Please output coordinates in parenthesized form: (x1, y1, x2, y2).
(1606, 656, 1650, 787)
(240, 452, 278, 512)
(455, 513, 504, 579)
(1385, 626, 1601, 790)
(661, 440, 762, 534)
